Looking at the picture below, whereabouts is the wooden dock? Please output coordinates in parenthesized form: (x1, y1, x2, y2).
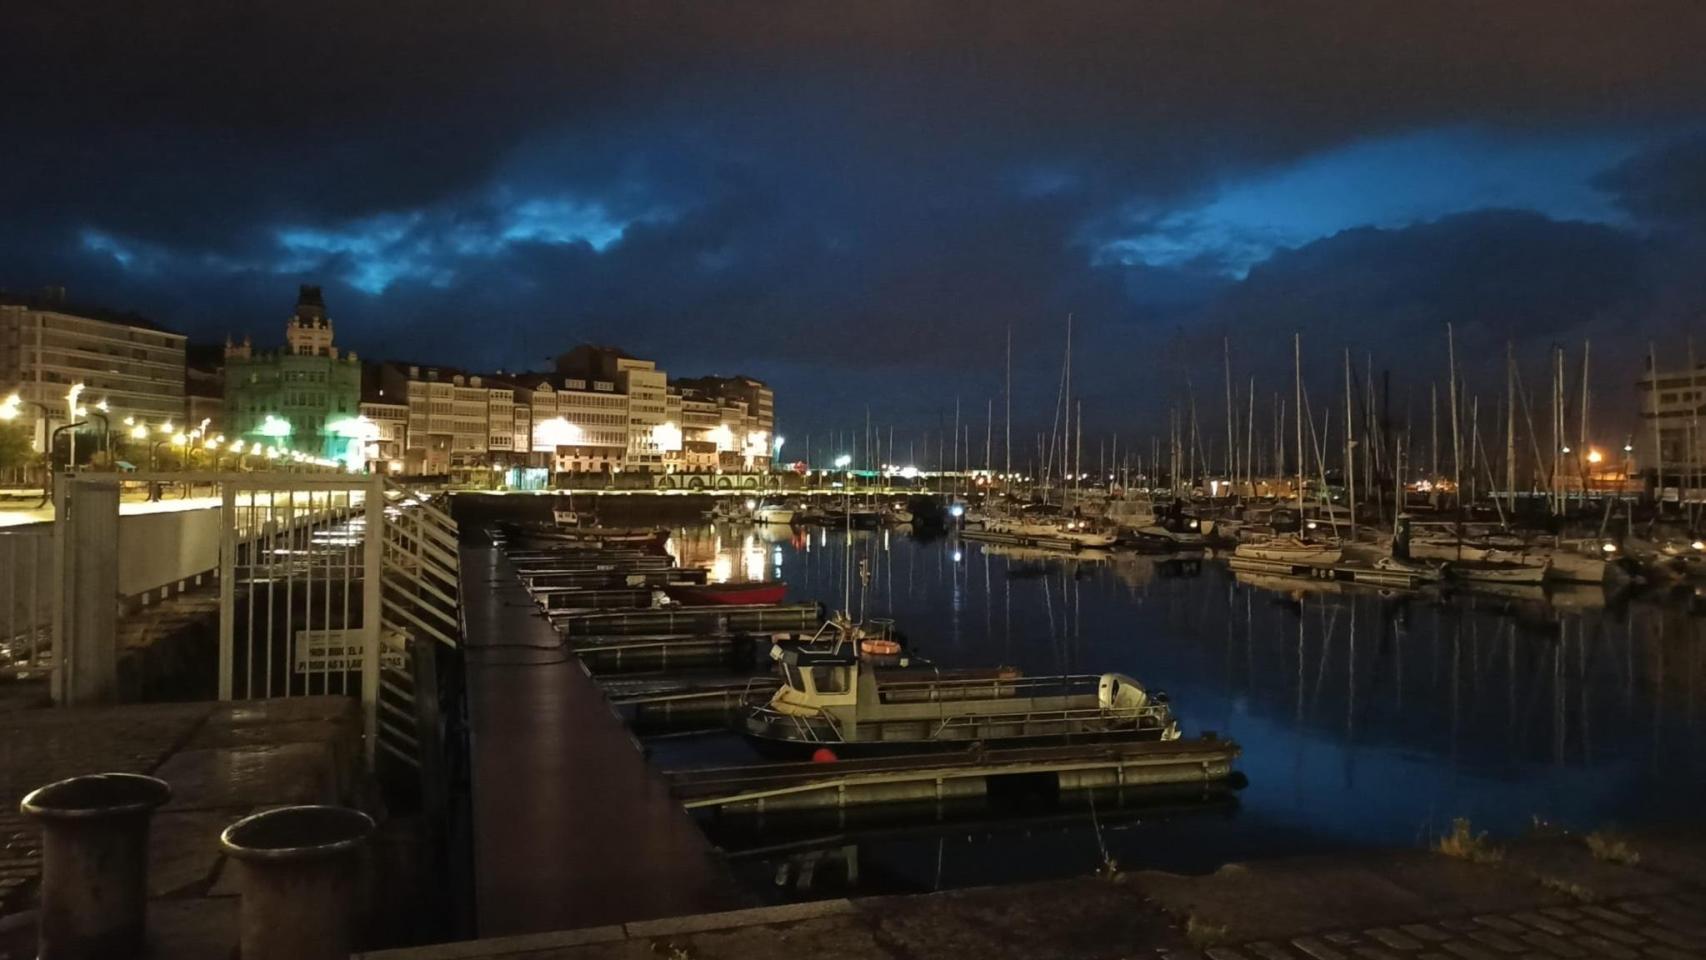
(666, 736, 1239, 813)
(552, 602, 821, 636)
(569, 631, 770, 672)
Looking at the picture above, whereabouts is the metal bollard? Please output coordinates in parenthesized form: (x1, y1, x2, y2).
(220, 805, 375, 960)
(20, 772, 173, 960)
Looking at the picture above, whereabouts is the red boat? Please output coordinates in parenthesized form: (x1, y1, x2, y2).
(663, 581, 788, 606)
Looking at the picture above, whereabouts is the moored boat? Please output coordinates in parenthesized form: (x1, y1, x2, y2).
(1233, 535, 1342, 568)
(753, 499, 797, 525)
(745, 643, 1179, 758)
(501, 521, 669, 550)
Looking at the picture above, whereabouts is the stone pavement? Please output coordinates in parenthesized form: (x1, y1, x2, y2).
(356, 827, 1706, 960)
(0, 696, 365, 960)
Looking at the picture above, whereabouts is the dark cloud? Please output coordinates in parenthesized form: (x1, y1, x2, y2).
(1595, 134, 1706, 228)
(4, 2, 1706, 445)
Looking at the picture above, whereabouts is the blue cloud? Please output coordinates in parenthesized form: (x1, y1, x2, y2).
(1097, 127, 1645, 275)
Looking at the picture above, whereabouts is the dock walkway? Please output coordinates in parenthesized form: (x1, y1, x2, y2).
(460, 542, 745, 937)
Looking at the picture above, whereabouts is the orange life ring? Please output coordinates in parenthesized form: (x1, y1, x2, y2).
(859, 638, 903, 656)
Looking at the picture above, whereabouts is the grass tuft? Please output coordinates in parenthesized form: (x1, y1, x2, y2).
(1435, 818, 1503, 863)
(1185, 915, 1228, 945)
(1585, 830, 1641, 866)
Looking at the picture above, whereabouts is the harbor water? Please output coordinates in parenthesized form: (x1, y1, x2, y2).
(654, 522, 1706, 899)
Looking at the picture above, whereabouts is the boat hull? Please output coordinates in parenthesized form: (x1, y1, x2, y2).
(1233, 543, 1342, 567)
(741, 724, 1178, 760)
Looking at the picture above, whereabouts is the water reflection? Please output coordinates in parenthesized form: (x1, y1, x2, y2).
(669, 524, 1705, 848)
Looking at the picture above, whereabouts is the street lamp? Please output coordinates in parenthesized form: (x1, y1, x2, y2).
(65, 383, 85, 471)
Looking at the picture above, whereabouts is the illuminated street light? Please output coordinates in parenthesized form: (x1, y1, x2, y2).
(1586, 449, 1603, 464)
(96, 399, 109, 413)
(158, 420, 174, 435)
(128, 424, 147, 440)
(833, 454, 852, 468)
(0, 394, 18, 421)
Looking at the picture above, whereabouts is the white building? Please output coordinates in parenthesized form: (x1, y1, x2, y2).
(1636, 357, 1706, 480)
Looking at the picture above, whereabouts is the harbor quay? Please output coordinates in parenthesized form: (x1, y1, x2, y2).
(0, 478, 1702, 959)
(349, 834, 1706, 960)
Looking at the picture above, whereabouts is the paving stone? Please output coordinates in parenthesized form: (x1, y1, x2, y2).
(1365, 927, 1424, 951)
(1400, 925, 1453, 942)
(154, 742, 338, 812)
(1438, 920, 1481, 934)
(1617, 901, 1657, 917)
(1326, 933, 1360, 945)
(1243, 943, 1295, 960)
(1581, 905, 1640, 927)
(1539, 908, 1584, 923)
(1639, 924, 1705, 951)
(1516, 930, 1584, 957)
(1438, 941, 1499, 960)
(1574, 935, 1640, 960)
(1351, 947, 1405, 960)
(1509, 912, 1575, 937)
(1577, 918, 1647, 945)
(1290, 937, 1348, 960)
(1639, 946, 1702, 960)
(1471, 917, 1527, 935)
(148, 811, 229, 898)
(1205, 948, 1249, 960)
(1465, 929, 1525, 953)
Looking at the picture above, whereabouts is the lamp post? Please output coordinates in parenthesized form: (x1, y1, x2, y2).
(42, 420, 88, 508)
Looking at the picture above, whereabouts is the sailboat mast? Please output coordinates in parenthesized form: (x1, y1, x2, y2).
(1063, 314, 1072, 505)
(1293, 333, 1305, 510)
(1224, 336, 1235, 493)
(1650, 342, 1664, 516)
(1246, 377, 1255, 498)
(1345, 348, 1356, 542)
(1580, 339, 1591, 510)
(1448, 324, 1463, 513)
(1004, 323, 1012, 482)
(1505, 342, 1516, 515)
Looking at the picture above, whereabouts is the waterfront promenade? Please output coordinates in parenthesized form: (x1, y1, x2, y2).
(0, 695, 365, 959)
(360, 828, 1706, 959)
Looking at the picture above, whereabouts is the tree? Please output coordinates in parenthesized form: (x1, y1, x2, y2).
(0, 423, 35, 483)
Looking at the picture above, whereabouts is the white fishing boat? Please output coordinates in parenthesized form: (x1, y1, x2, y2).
(1233, 535, 1342, 568)
(745, 640, 1180, 758)
(753, 499, 796, 525)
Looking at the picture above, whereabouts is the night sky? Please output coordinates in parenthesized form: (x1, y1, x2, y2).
(6, 3, 1706, 455)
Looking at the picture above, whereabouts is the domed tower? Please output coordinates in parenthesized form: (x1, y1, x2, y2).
(284, 284, 338, 358)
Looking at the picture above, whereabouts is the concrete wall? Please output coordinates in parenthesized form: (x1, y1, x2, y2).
(116, 507, 222, 598)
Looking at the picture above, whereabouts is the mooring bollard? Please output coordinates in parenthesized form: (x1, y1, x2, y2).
(20, 772, 173, 960)
(220, 805, 374, 960)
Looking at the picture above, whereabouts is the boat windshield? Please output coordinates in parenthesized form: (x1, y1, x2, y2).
(811, 665, 850, 694)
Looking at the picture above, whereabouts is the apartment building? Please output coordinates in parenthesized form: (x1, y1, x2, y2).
(1, 288, 187, 453)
